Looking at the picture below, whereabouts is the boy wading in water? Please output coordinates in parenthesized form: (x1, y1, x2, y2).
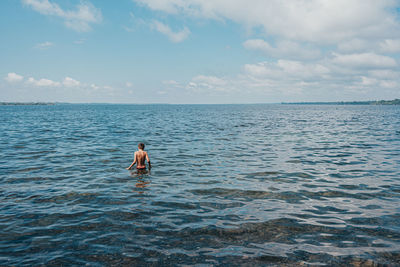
(126, 143, 151, 172)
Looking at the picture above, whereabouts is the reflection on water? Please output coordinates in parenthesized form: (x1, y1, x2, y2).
(129, 169, 151, 177)
(130, 171, 151, 194)
(135, 179, 150, 190)
(0, 104, 400, 266)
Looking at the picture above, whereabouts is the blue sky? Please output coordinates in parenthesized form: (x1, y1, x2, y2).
(1, 0, 400, 103)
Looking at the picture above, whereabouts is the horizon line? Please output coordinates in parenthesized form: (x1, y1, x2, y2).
(1, 99, 399, 105)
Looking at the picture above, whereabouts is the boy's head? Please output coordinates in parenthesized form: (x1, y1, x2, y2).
(138, 143, 145, 150)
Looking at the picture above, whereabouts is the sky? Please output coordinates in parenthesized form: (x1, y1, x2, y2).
(1, 0, 400, 104)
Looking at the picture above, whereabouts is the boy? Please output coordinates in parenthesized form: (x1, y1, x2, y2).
(126, 143, 151, 171)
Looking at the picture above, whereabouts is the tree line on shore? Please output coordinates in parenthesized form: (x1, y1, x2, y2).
(282, 99, 400, 105)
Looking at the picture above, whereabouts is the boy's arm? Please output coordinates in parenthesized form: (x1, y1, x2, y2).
(146, 152, 151, 170)
(126, 152, 137, 170)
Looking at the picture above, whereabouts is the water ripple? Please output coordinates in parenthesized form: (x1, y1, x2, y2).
(1, 104, 400, 265)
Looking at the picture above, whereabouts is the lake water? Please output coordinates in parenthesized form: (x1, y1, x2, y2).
(1, 104, 400, 266)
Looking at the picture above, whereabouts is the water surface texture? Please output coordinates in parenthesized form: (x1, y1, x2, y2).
(1, 104, 400, 266)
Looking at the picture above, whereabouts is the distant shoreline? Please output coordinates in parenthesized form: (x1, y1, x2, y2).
(0, 102, 56, 106)
(282, 99, 400, 105)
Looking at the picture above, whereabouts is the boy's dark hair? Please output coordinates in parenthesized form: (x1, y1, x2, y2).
(138, 143, 145, 149)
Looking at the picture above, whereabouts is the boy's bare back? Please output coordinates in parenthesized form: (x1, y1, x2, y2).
(126, 143, 151, 170)
(135, 150, 149, 169)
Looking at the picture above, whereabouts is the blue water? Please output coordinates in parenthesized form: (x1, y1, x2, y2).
(1, 104, 400, 266)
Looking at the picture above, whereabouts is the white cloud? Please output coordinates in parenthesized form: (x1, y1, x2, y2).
(27, 77, 60, 87)
(360, 76, 378, 86)
(337, 38, 400, 54)
(162, 80, 184, 90)
(337, 38, 373, 53)
(379, 39, 400, 53)
(18, 75, 81, 88)
(332, 52, 397, 68)
(22, 0, 102, 32)
(243, 39, 273, 53)
(2, 73, 145, 103)
(243, 39, 320, 59)
(243, 62, 280, 79)
(135, 0, 400, 44)
(368, 70, 400, 79)
(34, 41, 53, 49)
(193, 75, 226, 85)
(5, 73, 24, 83)
(126, 82, 133, 87)
(152, 20, 190, 42)
(134, 1, 400, 102)
(380, 80, 398, 88)
(244, 60, 330, 80)
(174, 52, 400, 102)
(90, 84, 99, 90)
(190, 75, 228, 91)
(163, 80, 180, 86)
(184, 75, 231, 94)
(63, 77, 80, 87)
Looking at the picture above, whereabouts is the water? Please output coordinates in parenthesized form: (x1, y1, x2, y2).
(1, 104, 400, 266)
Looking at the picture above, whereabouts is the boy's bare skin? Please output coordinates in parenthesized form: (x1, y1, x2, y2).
(126, 143, 151, 170)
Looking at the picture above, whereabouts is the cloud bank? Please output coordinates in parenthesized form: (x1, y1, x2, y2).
(135, 0, 399, 43)
(27, 77, 61, 87)
(136, 0, 400, 102)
